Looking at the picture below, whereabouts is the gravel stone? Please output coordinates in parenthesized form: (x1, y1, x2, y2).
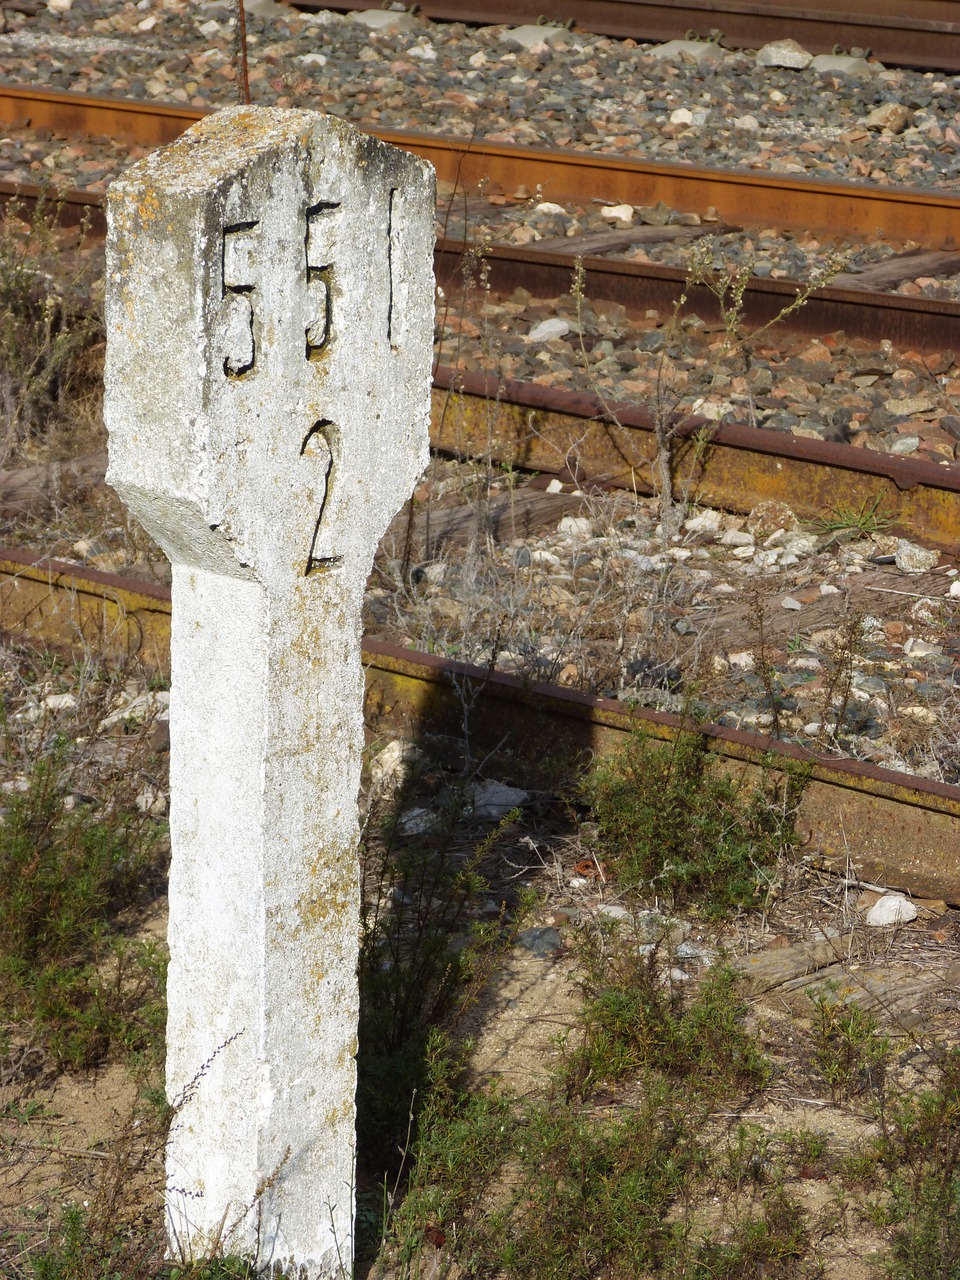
(755, 39, 813, 69)
(865, 894, 919, 926)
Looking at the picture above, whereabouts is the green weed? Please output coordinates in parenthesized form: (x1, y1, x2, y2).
(582, 727, 802, 916)
(679, 1189, 809, 1279)
(0, 745, 165, 1071)
(814, 495, 893, 536)
(564, 931, 769, 1101)
(872, 1049, 960, 1279)
(808, 983, 891, 1103)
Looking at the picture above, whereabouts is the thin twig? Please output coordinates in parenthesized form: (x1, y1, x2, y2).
(235, 0, 251, 105)
(13, 1140, 112, 1159)
(863, 585, 950, 599)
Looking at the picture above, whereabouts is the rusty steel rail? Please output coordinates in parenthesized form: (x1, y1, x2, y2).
(8, 170, 959, 353)
(1, 548, 958, 902)
(431, 367, 960, 549)
(3, 86, 960, 244)
(436, 241, 960, 354)
(285, 0, 960, 71)
(11, 170, 958, 354)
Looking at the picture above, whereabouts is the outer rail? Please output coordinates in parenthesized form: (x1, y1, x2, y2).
(284, 0, 960, 71)
(8, 177, 960, 355)
(2, 86, 960, 244)
(3, 86, 960, 540)
(1, 548, 958, 902)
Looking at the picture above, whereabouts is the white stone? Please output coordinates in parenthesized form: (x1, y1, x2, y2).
(136, 784, 169, 817)
(545, 478, 564, 494)
(398, 806, 442, 836)
(42, 692, 77, 712)
(596, 902, 632, 921)
(558, 515, 593, 538)
(756, 38, 812, 69)
(535, 201, 567, 215)
(243, 0, 290, 14)
(900, 705, 938, 725)
(683, 510, 722, 534)
(198, 18, 221, 35)
(692, 398, 734, 421)
(599, 203, 634, 222)
(347, 8, 417, 31)
(820, 583, 840, 595)
(299, 53, 327, 66)
(98, 690, 170, 733)
(407, 38, 437, 61)
(46, 0, 72, 11)
(781, 596, 802, 610)
(720, 529, 754, 547)
(669, 108, 694, 125)
(904, 637, 943, 657)
(369, 739, 425, 799)
(728, 650, 755, 670)
(865, 894, 918, 927)
(780, 532, 819, 557)
(103, 106, 434, 1278)
(948, 580, 960, 598)
(527, 317, 571, 342)
(501, 23, 571, 51)
(734, 114, 760, 131)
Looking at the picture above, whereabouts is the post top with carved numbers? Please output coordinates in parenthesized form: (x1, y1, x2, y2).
(104, 106, 434, 589)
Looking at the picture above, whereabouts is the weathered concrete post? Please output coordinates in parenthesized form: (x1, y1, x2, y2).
(102, 107, 434, 1275)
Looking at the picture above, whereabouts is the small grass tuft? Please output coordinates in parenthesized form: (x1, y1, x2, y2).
(813, 494, 894, 535)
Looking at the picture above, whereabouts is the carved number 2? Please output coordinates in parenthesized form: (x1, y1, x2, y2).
(302, 420, 339, 576)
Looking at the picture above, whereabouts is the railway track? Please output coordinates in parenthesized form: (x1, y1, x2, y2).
(3, 88, 960, 543)
(284, 0, 960, 73)
(1, 88, 959, 905)
(3, 87, 959, 245)
(1, 547, 958, 904)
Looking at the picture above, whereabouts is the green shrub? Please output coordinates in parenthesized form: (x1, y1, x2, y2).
(874, 1050, 960, 1279)
(566, 942, 769, 1101)
(0, 746, 164, 1069)
(583, 728, 802, 916)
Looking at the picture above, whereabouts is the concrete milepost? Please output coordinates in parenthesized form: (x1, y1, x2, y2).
(103, 107, 434, 1276)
